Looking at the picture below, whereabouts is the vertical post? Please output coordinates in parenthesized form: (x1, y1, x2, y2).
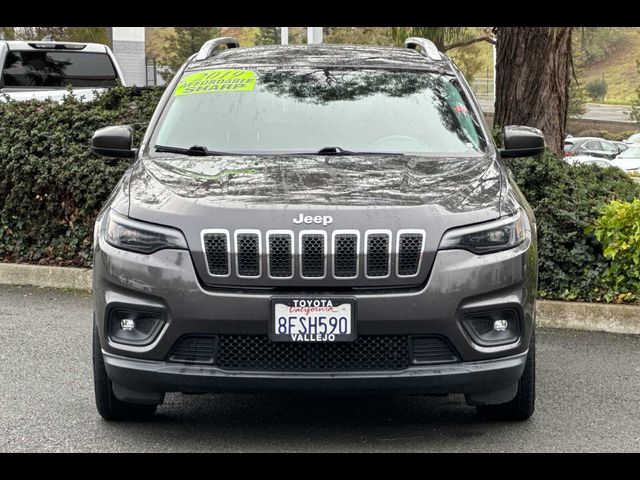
(307, 27, 323, 44)
(492, 42, 497, 104)
(281, 27, 289, 45)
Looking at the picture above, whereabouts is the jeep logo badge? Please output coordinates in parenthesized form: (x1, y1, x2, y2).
(293, 213, 333, 226)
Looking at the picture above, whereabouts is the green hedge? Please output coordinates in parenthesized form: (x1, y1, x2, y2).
(1, 88, 639, 303)
(0, 86, 165, 267)
(588, 199, 640, 303)
(503, 154, 640, 303)
(568, 129, 637, 142)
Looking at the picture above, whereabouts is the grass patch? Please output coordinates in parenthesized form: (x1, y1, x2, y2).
(579, 29, 640, 105)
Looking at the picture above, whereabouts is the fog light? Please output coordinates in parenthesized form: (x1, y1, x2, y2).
(493, 319, 508, 332)
(108, 309, 165, 346)
(463, 309, 520, 347)
(120, 319, 135, 331)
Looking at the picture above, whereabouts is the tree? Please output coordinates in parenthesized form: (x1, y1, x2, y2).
(631, 60, 640, 125)
(162, 27, 221, 79)
(391, 27, 495, 51)
(0, 27, 15, 40)
(585, 77, 608, 102)
(255, 27, 281, 45)
(324, 27, 393, 46)
(573, 27, 627, 67)
(568, 77, 589, 118)
(65, 27, 109, 44)
(493, 27, 573, 157)
(9, 26, 108, 43)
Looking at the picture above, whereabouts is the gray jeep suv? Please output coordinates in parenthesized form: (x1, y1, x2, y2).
(91, 37, 543, 421)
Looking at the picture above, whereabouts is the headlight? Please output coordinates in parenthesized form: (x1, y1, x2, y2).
(439, 209, 527, 254)
(104, 209, 188, 254)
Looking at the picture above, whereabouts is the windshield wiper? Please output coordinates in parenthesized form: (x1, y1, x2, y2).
(316, 146, 405, 156)
(154, 144, 240, 157)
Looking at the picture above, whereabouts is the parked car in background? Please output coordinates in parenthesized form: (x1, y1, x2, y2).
(624, 133, 640, 145)
(563, 155, 623, 169)
(564, 137, 625, 160)
(0, 39, 125, 102)
(611, 141, 628, 154)
(612, 145, 640, 173)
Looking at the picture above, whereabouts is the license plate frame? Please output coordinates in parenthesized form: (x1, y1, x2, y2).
(269, 297, 356, 343)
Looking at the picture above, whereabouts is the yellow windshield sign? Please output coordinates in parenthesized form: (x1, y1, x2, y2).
(174, 69, 256, 96)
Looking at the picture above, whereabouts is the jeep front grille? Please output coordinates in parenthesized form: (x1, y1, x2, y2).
(201, 229, 425, 283)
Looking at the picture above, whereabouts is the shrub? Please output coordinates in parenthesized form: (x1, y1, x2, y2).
(503, 153, 640, 302)
(0, 86, 165, 267)
(631, 60, 640, 125)
(568, 79, 589, 117)
(585, 77, 608, 102)
(2, 88, 639, 304)
(587, 199, 640, 303)
(568, 129, 637, 142)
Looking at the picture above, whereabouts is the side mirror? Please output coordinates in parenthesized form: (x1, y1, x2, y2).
(91, 125, 136, 158)
(500, 125, 545, 158)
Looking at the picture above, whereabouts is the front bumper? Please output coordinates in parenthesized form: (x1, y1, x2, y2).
(93, 230, 537, 396)
(103, 349, 528, 396)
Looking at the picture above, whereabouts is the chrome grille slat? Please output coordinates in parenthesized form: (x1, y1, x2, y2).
(365, 230, 391, 278)
(202, 228, 424, 282)
(235, 230, 261, 278)
(397, 230, 426, 278)
(333, 230, 359, 279)
(300, 231, 326, 279)
(267, 231, 293, 279)
(201, 229, 230, 277)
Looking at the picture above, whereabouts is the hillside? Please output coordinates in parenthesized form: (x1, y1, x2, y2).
(579, 28, 640, 105)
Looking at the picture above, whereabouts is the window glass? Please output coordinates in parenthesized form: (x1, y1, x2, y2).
(153, 67, 487, 156)
(2, 50, 118, 88)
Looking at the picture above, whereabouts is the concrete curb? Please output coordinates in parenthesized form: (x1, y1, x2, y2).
(0, 263, 638, 335)
(0, 263, 91, 291)
(536, 300, 640, 335)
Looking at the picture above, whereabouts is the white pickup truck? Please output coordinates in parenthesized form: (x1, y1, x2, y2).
(0, 39, 126, 102)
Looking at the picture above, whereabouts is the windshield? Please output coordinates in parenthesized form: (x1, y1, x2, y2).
(618, 146, 640, 158)
(1, 50, 118, 88)
(151, 67, 487, 156)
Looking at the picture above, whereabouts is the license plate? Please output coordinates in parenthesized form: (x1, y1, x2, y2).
(269, 298, 356, 342)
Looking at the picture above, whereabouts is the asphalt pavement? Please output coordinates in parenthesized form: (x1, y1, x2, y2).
(0, 284, 638, 452)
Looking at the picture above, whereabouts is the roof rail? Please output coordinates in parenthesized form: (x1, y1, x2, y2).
(195, 37, 240, 61)
(404, 37, 442, 61)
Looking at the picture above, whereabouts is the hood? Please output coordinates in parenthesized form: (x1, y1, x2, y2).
(125, 153, 504, 289)
(129, 153, 502, 211)
(0, 87, 105, 103)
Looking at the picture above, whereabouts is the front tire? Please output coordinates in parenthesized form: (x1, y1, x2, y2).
(476, 329, 536, 421)
(93, 324, 158, 421)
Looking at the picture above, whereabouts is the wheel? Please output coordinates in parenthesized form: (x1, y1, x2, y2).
(93, 324, 158, 421)
(476, 329, 536, 421)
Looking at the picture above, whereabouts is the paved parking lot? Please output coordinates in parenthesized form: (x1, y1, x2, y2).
(0, 284, 638, 452)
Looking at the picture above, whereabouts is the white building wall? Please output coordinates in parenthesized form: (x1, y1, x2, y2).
(111, 27, 146, 86)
